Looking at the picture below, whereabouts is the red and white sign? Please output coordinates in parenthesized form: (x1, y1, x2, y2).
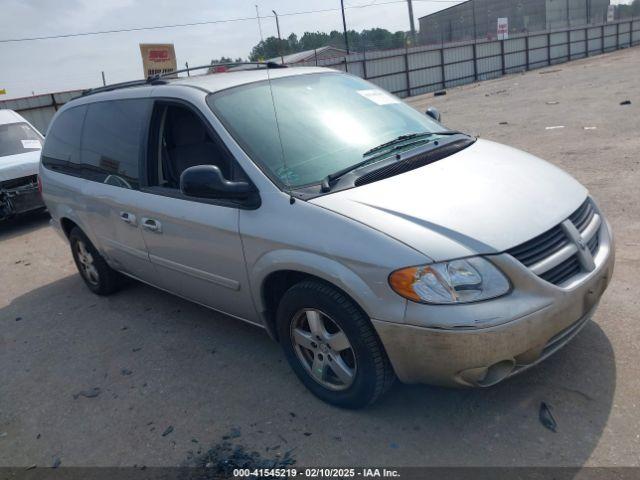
(497, 17, 509, 40)
(139, 44, 177, 78)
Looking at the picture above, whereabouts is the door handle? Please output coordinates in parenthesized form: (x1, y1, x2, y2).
(141, 217, 162, 233)
(119, 211, 137, 225)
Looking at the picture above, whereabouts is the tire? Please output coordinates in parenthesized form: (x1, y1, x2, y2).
(276, 280, 395, 408)
(69, 227, 122, 295)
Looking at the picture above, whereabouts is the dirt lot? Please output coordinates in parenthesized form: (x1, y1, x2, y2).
(1, 47, 639, 469)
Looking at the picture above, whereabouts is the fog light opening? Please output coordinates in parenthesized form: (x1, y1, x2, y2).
(477, 359, 516, 387)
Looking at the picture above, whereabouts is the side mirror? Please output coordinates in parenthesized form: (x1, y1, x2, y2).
(426, 107, 442, 123)
(180, 165, 255, 200)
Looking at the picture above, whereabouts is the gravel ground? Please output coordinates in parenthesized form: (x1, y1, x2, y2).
(0, 47, 639, 469)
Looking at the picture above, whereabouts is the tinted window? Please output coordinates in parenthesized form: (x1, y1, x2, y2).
(0, 122, 42, 158)
(42, 105, 86, 170)
(81, 99, 148, 189)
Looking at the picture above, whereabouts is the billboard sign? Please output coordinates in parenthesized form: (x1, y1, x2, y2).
(139, 44, 177, 79)
(607, 5, 615, 22)
(497, 17, 509, 40)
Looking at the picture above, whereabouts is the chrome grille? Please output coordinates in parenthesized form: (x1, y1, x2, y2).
(539, 255, 581, 285)
(569, 198, 595, 232)
(507, 198, 601, 286)
(507, 224, 568, 267)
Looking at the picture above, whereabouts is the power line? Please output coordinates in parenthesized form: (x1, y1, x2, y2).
(0, 0, 462, 43)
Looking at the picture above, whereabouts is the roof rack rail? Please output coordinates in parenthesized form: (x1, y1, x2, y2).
(146, 61, 287, 82)
(81, 78, 167, 97)
(81, 61, 286, 97)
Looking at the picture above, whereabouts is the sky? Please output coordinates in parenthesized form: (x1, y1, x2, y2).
(0, 0, 633, 99)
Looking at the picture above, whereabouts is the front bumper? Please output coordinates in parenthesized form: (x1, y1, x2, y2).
(0, 176, 44, 220)
(372, 219, 615, 387)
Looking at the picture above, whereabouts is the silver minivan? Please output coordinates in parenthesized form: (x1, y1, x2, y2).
(40, 65, 614, 408)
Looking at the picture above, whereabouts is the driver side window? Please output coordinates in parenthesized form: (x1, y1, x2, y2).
(148, 102, 242, 189)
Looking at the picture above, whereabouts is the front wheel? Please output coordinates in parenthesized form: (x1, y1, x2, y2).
(276, 280, 395, 408)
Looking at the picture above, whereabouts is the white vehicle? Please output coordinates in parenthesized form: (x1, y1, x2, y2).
(0, 109, 45, 220)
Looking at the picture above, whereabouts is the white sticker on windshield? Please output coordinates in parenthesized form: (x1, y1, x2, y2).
(357, 89, 400, 106)
(21, 139, 41, 149)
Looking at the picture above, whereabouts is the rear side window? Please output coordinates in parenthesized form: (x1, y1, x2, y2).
(42, 105, 87, 170)
(81, 99, 148, 189)
(0, 122, 42, 158)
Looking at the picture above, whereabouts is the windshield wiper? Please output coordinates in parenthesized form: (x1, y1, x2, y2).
(362, 131, 462, 158)
(320, 131, 465, 193)
(320, 157, 381, 192)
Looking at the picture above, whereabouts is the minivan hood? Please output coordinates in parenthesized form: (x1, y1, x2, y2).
(310, 139, 587, 261)
(0, 151, 41, 182)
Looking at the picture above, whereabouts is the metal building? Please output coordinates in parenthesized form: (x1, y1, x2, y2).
(419, 0, 611, 45)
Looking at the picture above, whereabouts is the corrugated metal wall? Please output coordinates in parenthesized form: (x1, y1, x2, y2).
(299, 18, 638, 98)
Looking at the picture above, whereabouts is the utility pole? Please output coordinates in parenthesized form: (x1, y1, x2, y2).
(272, 10, 284, 64)
(256, 5, 264, 42)
(406, 0, 417, 46)
(185, 62, 190, 76)
(101, 71, 106, 86)
(340, 0, 350, 54)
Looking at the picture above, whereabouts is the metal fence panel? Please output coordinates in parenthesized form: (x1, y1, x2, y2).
(409, 66, 443, 94)
(365, 55, 405, 78)
(504, 38, 525, 54)
(407, 49, 441, 70)
(368, 72, 408, 96)
(444, 60, 475, 86)
(504, 51, 526, 72)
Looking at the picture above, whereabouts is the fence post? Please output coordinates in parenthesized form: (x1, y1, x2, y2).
(567, 29, 571, 60)
(314, 49, 318, 66)
(472, 42, 478, 81)
(616, 22, 619, 50)
(500, 39, 505, 75)
(547, 32, 552, 65)
(525, 35, 530, 70)
(439, 47, 446, 90)
(601, 25, 605, 53)
(362, 45, 368, 79)
(404, 47, 411, 97)
(51, 94, 58, 112)
(584, 26, 588, 56)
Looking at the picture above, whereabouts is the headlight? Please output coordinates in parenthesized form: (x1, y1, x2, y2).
(389, 257, 510, 304)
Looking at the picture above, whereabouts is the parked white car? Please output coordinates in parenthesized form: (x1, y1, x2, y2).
(0, 109, 45, 220)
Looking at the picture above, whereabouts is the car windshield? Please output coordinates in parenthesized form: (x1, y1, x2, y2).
(0, 122, 43, 158)
(207, 72, 445, 188)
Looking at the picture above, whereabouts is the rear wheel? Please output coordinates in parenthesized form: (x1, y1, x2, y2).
(276, 280, 395, 408)
(69, 227, 122, 295)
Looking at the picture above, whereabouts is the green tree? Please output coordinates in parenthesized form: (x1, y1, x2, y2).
(210, 57, 244, 64)
(248, 27, 408, 61)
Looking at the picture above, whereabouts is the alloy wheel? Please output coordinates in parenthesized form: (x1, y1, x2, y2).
(75, 240, 99, 286)
(290, 309, 357, 391)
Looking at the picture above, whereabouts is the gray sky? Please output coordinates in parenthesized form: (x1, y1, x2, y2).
(0, 0, 631, 99)
(0, 0, 468, 99)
